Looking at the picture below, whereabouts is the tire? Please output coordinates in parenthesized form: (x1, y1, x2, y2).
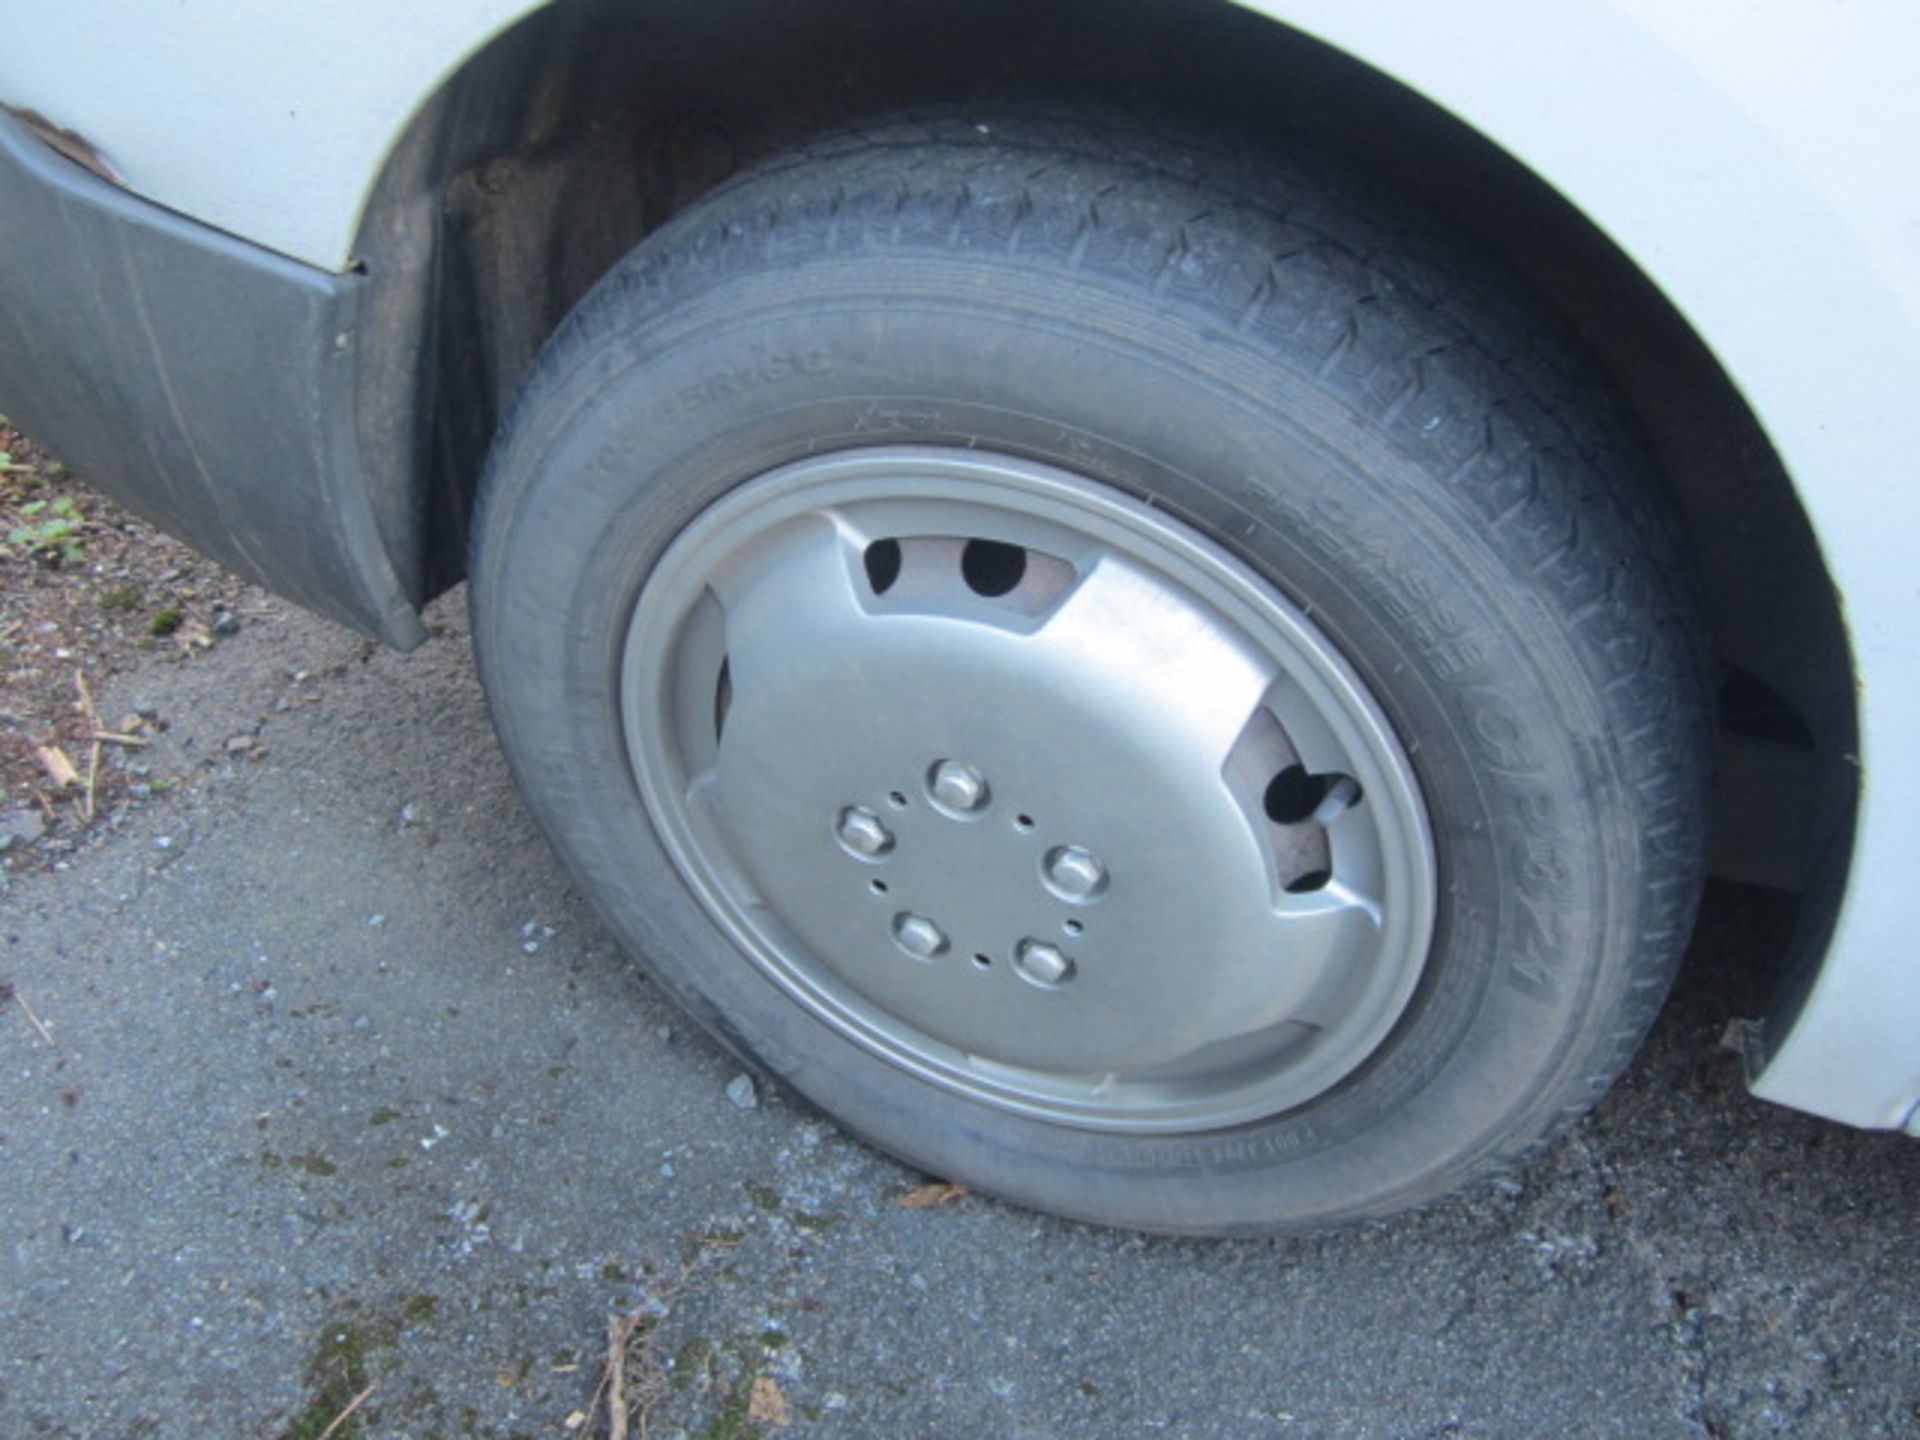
(469, 114, 1709, 1235)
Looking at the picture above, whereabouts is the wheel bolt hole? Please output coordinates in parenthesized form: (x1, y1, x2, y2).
(971, 952, 992, 969)
(1014, 813, 1035, 832)
(863, 537, 903, 595)
(1063, 919, 1084, 936)
(887, 791, 909, 809)
(1286, 868, 1333, 894)
(870, 879, 889, 895)
(961, 538, 1027, 597)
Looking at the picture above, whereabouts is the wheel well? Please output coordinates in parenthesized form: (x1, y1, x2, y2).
(351, 0, 1855, 929)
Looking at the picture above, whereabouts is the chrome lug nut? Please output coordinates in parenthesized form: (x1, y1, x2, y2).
(927, 759, 989, 815)
(835, 806, 894, 859)
(1042, 844, 1109, 902)
(1014, 939, 1075, 988)
(892, 913, 949, 961)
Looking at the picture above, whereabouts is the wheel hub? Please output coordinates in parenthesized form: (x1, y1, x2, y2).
(624, 448, 1435, 1131)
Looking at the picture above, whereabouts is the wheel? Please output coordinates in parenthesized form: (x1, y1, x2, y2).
(470, 115, 1709, 1234)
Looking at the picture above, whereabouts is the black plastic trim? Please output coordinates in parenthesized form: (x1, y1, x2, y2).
(0, 112, 426, 648)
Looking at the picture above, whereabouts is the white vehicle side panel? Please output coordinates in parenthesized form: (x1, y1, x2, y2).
(1243, 0, 1920, 1129)
(0, 0, 1913, 1125)
(0, 0, 532, 268)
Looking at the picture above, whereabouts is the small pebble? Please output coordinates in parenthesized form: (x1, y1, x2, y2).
(0, 810, 46, 846)
(725, 1074, 759, 1110)
(212, 614, 241, 637)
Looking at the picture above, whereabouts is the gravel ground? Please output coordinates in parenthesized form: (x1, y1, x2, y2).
(0, 417, 255, 856)
(1, 593, 1916, 1440)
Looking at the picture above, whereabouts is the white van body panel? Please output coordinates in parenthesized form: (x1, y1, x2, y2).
(0, 0, 534, 267)
(1244, 2, 1920, 1129)
(0, 0, 1912, 1127)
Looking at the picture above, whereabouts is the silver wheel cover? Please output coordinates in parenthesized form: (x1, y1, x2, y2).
(622, 448, 1436, 1133)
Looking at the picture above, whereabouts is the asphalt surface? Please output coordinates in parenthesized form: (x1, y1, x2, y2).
(2, 595, 1915, 1439)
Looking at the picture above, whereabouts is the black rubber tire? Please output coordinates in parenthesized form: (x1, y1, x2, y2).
(469, 114, 1710, 1235)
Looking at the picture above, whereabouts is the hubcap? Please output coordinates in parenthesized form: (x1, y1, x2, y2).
(623, 448, 1435, 1132)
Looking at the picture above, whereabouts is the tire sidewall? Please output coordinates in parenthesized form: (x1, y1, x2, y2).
(474, 268, 1638, 1233)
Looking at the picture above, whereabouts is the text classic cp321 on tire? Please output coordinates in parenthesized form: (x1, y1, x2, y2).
(469, 117, 1709, 1235)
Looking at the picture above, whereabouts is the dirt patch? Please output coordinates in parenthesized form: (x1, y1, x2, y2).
(0, 419, 261, 873)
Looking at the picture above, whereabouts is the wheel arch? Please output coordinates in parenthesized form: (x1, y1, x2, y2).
(348, 0, 1866, 1106)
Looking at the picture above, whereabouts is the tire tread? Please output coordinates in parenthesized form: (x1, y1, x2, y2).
(475, 108, 1713, 1231)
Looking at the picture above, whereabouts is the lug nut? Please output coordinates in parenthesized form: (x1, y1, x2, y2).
(1014, 939, 1075, 988)
(1042, 845, 1109, 902)
(927, 760, 989, 815)
(835, 806, 894, 859)
(892, 913, 949, 961)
